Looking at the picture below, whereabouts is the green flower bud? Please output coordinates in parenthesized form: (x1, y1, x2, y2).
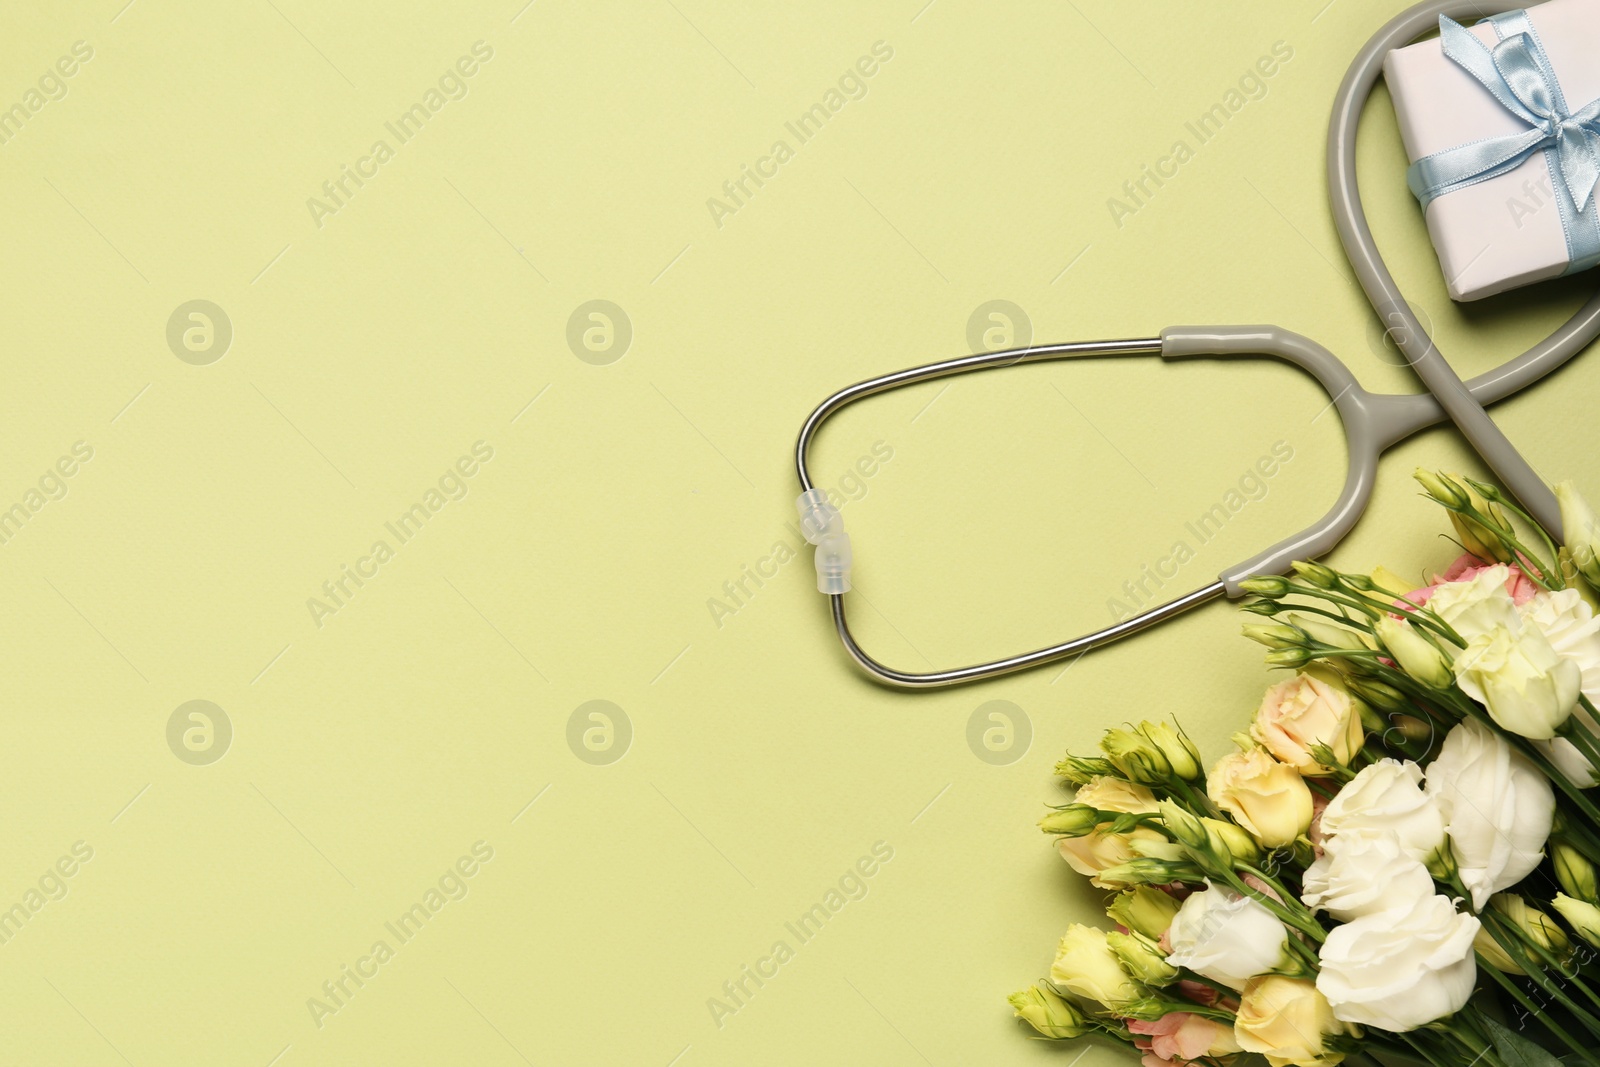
(1553, 893, 1600, 948)
(1107, 930, 1178, 986)
(1102, 727, 1172, 785)
(1097, 857, 1203, 887)
(1554, 842, 1598, 903)
(1243, 623, 1304, 650)
(1342, 573, 1376, 591)
(1426, 840, 1458, 882)
(1129, 835, 1189, 864)
(1203, 817, 1262, 866)
(1156, 799, 1207, 850)
(1451, 487, 1515, 564)
(1240, 576, 1291, 598)
(1286, 613, 1371, 652)
(1139, 720, 1202, 781)
(1557, 481, 1600, 588)
(1390, 714, 1434, 743)
(1038, 805, 1101, 837)
(1292, 560, 1339, 589)
(1373, 615, 1454, 689)
(1266, 648, 1312, 668)
(1493, 894, 1570, 958)
(1415, 468, 1469, 509)
(1007, 984, 1090, 1040)
(1242, 600, 1284, 616)
(1463, 477, 1507, 505)
(1108, 886, 1182, 940)
(1473, 925, 1525, 975)
(1054, 754, 1114, 785)
(1345, 677, 1409, 715)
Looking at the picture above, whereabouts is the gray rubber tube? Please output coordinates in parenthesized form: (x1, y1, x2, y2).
(1328, 0, 1600, 539)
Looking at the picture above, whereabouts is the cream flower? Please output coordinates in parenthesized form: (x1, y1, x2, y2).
(1236, 975, 1355, 1067)
(1250, 668, 1367, 773)
(1050, 924, 1145, 1008)
(1453, 624, 1579, 740)
(1425, 564, 1521, 642)
(1208, 748, 1314, 849)
(1521, 588, 1600, 785)
(1055, 776, 1167, 889)
(1056, 828, 1169, 890)
(1075, 775, 1160, 814)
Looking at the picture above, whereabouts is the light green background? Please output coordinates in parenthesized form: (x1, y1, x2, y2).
(3, 1, 1597, 1064)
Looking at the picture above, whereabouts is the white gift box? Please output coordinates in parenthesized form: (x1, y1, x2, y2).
(1385, 0, 1600, 301)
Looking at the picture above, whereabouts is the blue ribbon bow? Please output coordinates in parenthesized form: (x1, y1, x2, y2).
(1407, 11, 1600, 277)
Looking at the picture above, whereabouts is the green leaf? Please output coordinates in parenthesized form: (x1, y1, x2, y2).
(1482, 1016, 1567, 1067)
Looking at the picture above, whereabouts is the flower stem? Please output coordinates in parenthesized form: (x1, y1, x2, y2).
(1479, 922, 1600, 1045)
(1485, 909, 1600, 1020)
(1221, 869, 1326, 946)
(1477, 958, 1600, 1064)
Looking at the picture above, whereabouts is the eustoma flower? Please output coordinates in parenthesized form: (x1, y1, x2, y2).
(1164, 882, 1291, 990)
(1051, 776, 1168, 889)
(1050, 925, 1146, 1009)
(1006, 984, 1089, 1039)
(1235, 976, 1355, 1067)
(1317, 759, 1445, 865)
(1127, 1013, 1241, 1064)
(1417, 563, 1525, 639)
(1207, 747, 1313, 849)
(1108, 886, 1182, 941)
(1519, 588, 1600, 784)
(1250, 668, 1367, 773)
(1315, 893, 1480, 1031)
(1301, 833, 1435, 922)
(1453, 623, 1579, 740)
(1553, 895, 1600, 948)
(1557, 481, 1600, 587)
(1425, 719, 1554, 910)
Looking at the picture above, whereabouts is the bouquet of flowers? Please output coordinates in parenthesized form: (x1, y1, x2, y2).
(1009, 471, 1600, 1067)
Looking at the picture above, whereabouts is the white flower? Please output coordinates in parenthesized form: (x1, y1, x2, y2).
(1316, 893, 1480, 1031)
(1302, 833, 1436, 922)
(1426, 719, 1555, 909)
(1165, 881, 1290, 991)
(1453, 624, 1579, 740)
(1520, 589, 1600, 695)
(1319, 759, 1445, 863)
(1520, 588, 1600, 785)
(1425, 565, 1520, 642)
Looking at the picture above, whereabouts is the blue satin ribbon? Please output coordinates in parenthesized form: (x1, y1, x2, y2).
(1406, 12, 1600, 275)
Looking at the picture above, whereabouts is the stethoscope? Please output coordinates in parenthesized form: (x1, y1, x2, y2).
(793, 0, 1600, 689)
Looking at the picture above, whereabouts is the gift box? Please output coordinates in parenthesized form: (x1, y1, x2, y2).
(1384, 0, 1600, 301)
